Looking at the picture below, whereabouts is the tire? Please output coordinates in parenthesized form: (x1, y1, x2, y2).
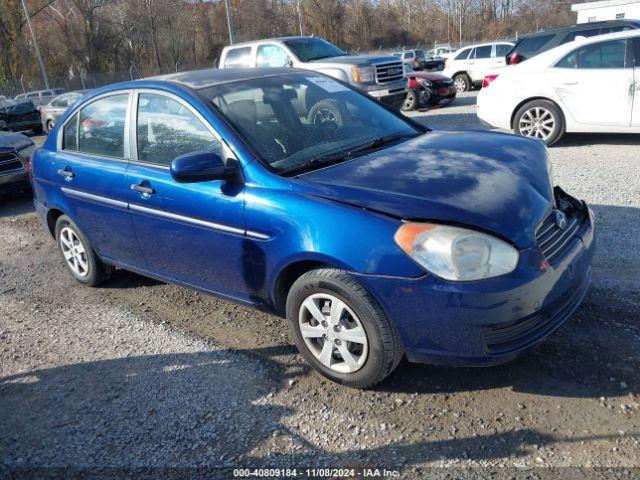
(401, 88, 419, 112)
(286, 268, 403, 389)
(55, 215, 112, 286)
(437, 63, 444, 71)
(453, 73, 471, 93)
(513, 99, 565, 146)
(46, 119, 55, 134)
(307, 98, 346, 128)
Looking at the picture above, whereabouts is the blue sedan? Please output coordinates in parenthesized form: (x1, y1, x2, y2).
(31, 69, 595, 388)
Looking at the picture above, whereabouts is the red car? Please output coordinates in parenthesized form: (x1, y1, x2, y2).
(402, 70, 457, 111)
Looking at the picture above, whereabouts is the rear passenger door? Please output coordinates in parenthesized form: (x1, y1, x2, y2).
(468, 45, 494, 83)
(125, 90, 247, 297)
(54, 91, 145, 268)
(551, 38, 634, 127)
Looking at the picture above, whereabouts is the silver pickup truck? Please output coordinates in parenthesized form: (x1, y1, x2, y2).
(218, 36, 407, 110)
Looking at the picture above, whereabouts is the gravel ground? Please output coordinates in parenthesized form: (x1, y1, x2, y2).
(1, 94, 639, 478)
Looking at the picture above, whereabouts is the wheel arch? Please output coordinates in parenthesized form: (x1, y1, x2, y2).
(46, 208, 65, 238)
(510, 96, 566, 130)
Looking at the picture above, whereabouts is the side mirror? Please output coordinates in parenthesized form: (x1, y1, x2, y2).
(170, 151, 236, 183)
(0, 120, 6, 130)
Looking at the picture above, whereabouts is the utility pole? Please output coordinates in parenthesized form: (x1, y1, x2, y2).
(21, 0, 50, 89)
(297, 0, 304, 36)
(224, 0, 235, 45)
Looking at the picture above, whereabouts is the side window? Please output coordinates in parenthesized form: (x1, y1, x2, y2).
(256, 45, 290, 68)
(634, 38, 640, 67)
(577, 40, 627, 69)
(475, 45, 492, 59)
(136, 93, 222, 166)
(455, 48, 471, 60)
(52, 95, 69, 107)
(63, 113, 78, 151)
(405, 52, 414, 59)
(555, 50, 578, 69)
(224, 47, 252, 68)
(496, 44, 512, 57)
(78, 94, 128, 158)
(562, 28, 601, 43)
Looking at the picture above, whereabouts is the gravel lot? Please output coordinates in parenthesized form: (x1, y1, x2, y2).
(1, 92, 639, 478)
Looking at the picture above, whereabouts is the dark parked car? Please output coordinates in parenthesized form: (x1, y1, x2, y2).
(506, 19, 640, 64)
(402, 70, 456, 111)
(40, 90, 90, 134)
(0, 131, 36, 195)
(32, 68, 594, 388)
(393, 49, 445, 71)
(0, 98, 42, 135)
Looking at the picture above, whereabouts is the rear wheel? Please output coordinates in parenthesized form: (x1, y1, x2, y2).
(286, 268, 403, 389)
(513, 100, 565, 146)
(55, 215, 112, 286)
(453, 73, 471, 93)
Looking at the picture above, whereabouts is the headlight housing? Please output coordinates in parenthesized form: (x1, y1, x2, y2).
(419, 79, 433, 87)
(351, 66, 374, 83)
(394, 223, 519, 281)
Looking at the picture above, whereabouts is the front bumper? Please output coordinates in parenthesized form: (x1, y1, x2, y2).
(0, 164, 29, 195)
(360, 81, 408, 110)
(353, 200, 595, 367)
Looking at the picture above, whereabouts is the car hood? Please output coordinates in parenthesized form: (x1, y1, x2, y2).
(0, 131, 34, 151)
(295, 131, 553, 248)
(309, 54, 401, 66)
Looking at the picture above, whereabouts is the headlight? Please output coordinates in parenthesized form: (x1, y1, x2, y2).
(394, 223, 519, 281)
(351, 66, 374, 83)
(18, 144, 36, 161)
(419, 79, 433, 87)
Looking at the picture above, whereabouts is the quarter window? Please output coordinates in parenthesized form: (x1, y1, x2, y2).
(455, 48, 472, 60)
(256, 45, 290, 68)
(63, 113, 78, 151)
(224, 47, 252, 68)
(495, 44, 512, 56)
(136, 93, 222, 166)
(474, 45, 492, 59)
(78, 94, 129, 158)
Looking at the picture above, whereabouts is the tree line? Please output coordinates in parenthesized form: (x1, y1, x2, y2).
(1, 0, 579, 95)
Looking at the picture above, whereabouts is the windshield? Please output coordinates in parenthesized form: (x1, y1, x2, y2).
(283, 38, 347, 62)
(200, 73, 420, 174)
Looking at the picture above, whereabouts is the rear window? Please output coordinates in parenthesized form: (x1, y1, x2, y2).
(514, 34, 555, 54)
(415, 50, 425, 59)
(496, 44, 512, 56)
(224, 47, 252, 68)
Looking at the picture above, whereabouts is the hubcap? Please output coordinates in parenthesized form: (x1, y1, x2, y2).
(454, 77, 467, 93)
(402, 91, 415, 110)
(59, 227, 89, 277)
(519, 107, 555, 140)
(298, 293, 368, 373)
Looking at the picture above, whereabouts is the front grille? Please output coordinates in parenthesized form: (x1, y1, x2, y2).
(536, 210, 581, 264)
(483, 271, 589, 355)
(0, 152, 24, 174)
(375, 61, 404, 84)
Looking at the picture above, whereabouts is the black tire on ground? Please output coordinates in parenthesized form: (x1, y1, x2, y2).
(55, 215, 112, 286)
(286, 268, 404, 389)
(453, 73, 471, 93)
(401, 88, 420, 111)
(513, 99, 565, 146)
(437, 63, 444, 71)
(307, 98, 347, 128)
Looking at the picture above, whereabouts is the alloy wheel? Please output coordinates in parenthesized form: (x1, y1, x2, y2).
(59, 226, 89, 277)
(298, 293, 368, 373)
(453, 76, 467, 93)
(519, 107, 555, 140)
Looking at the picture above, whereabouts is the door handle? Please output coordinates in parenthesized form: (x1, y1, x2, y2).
(57, 168, 75, 179)
(131, 183, 155, 195)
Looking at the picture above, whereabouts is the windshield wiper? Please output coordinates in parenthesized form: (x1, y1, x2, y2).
(346, 133, 418, 157)
(279, 152, 348, 176)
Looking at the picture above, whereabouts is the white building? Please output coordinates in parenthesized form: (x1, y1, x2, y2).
(572, 0, 640, 23)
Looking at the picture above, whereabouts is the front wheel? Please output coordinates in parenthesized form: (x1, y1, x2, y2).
(286, 269, 403, 389)
(401, 88, 419, 111)
(513, 100, 565, 146)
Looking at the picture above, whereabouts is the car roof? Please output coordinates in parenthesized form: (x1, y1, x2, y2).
(223, 36, 322, 49)
(520, 19, 640, 38)
(147, 67, 300, 90)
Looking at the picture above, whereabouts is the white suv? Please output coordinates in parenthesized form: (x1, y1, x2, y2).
(443, 42, 514, 92)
